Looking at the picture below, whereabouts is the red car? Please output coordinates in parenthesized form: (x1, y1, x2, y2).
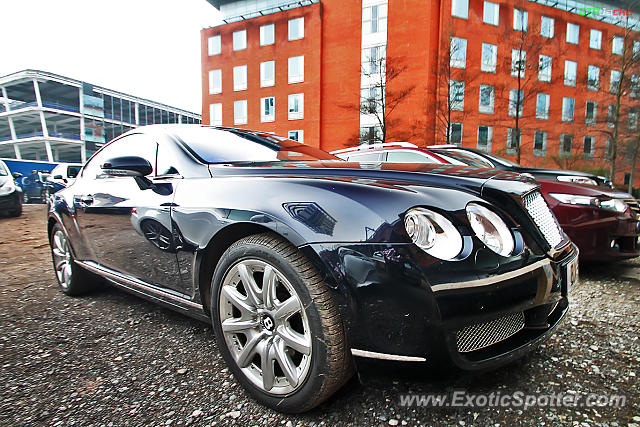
(332, 143, 640, 262)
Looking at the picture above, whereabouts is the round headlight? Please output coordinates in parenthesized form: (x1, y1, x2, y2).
(404, 208, 463, 260)
(466, 203, 515, 257)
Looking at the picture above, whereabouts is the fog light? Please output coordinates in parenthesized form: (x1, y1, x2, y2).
(611, 239, 620, 250)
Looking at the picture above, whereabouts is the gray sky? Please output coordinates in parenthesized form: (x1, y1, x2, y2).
(0, 0, 222, 114)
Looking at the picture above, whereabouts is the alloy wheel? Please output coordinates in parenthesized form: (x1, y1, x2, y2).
(52, 230, 73, 290)
(218, 259, 312, 395)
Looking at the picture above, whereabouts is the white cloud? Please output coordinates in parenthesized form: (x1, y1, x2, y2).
(0, 0, 221, 114)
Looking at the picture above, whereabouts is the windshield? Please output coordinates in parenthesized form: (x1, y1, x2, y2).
(174, 127, 341, 163)
(430, 149, 494, 168)
(482, 152, 520, 167)
(0, 162, 7, 176)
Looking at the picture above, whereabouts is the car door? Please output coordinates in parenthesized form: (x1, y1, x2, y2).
(72, 133, 185, 295)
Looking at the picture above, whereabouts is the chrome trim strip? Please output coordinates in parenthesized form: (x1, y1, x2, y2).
(76, 260, 203, 310)
(431, 259, 552, 292)
(351, 349, 427, 362)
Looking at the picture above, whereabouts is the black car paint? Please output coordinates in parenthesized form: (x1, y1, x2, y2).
(48, 126, 576, 367)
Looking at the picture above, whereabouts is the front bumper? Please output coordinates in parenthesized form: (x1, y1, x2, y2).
(0, 190, 21, 213)
(559, 211, 640, 261)
(304, 241, 578, 371)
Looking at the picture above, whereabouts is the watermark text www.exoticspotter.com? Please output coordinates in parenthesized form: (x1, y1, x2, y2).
(399, 391, 626, 409)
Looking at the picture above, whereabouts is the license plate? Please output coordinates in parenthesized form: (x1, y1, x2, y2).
(565, 255, 579, 293)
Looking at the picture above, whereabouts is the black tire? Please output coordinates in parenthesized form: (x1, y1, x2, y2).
(49, 223, 96, 296)
(210, 232, 353, 413)
(10, 201, 22, 217)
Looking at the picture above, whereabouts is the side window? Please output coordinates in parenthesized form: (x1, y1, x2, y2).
(156, 143, 181, 176)
(82, 134, 157, 180)
(386, 151, 438, 163)
(346, 152, 381, 161)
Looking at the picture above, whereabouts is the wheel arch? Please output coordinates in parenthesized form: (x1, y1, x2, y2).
(196, 222, 293, 313)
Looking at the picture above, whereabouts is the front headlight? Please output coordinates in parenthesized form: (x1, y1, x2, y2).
(404, 208, 463, 260)
(466, 203, 515, 257)
(557, 175, 598, 186)
(549, 193, 628, 213)
(0, 180, 16, 196)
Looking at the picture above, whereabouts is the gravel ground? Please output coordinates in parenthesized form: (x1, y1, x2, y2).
(0, 205, 638, 426)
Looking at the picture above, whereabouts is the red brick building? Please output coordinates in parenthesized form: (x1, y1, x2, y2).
(201, 0, 640, 187)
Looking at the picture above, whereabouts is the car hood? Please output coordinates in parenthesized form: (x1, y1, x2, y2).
(211, 161, 539, 197)
(538, 179, 629, 198)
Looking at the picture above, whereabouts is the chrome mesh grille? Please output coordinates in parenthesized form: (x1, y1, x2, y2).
(623, 197, 640, 215)
(522, 191, 564, 248)
(456, 312, 525, 353)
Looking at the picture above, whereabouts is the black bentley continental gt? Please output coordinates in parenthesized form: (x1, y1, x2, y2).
(47, 125, 579, 412)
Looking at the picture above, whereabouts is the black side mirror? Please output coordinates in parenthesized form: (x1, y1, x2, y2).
(12, 172, 22, 179)
(101, 156, 152, 177)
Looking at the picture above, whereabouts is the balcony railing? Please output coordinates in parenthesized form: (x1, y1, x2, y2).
(220, 0, 319, 24)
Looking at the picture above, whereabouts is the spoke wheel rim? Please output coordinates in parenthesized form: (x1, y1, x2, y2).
(219, 259, 312, 395)
(52, 230, 72, 290)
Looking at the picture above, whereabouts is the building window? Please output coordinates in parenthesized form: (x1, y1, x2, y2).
(629, 109, 638, 130)
(477, 126, 493, 151)
(506, 128, 520, 154)
(632, 74, 640, 98)
(289, 17, 304, 40)
(566, 23, 579, 45)
(564, 60, 577, 86)
(509, 89, 523, 117)
(362, 87, 380, 114)
(481, 43, 497, 73)
(360, 126, 381, 145)
(234, 100, 247, 125)
(261, 97, 275, 122)
(534, 131, 547, 157)
(233, 30, 246, 51)
(233, 65, 247, 91)
(208, 35, 221, 55)
(562, 97, 575, 122)
(478, 85, 494, 114)
(612, 35, 624, 55)
(605, 138, 613, 161)
(209, 69, 221, 94)
(363, 4, 388, 34)
(587, 65, 600, 91)
(608, 104, 617, 128)
(483, 1, 499, 26)
(541, 16, 554, 38)
(536, 93, 550, 119)
(362, 45, 386, 74)
(288, 93, 304, 120)
(288, 130, 304, 142)
(288, 56, 304, 83)
(589, 29, 602, 50)
(538, 55, 552, 82)
(511, 49, 526, 78)
(583, 136, 595, 159)
(513, 9, 527, 32)
(210, 103, 222, 126)
(260, 61, 275, 87)
(449, 81, 465, 111)
(450, 123, 463, 145)
(450, 37, 467, 68)
(635, 41, 640, 58)
(585, 101, 597, 125)
(610, 70, 621, 93)
(451, 0, 468, 19)
(559, 134, 573, 157)
(260, 24, 275, 46)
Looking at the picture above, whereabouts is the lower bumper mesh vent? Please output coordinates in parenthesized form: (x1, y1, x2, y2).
(456, 312, 525, 353)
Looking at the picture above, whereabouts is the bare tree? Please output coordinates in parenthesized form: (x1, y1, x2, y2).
(341, 53, 415, 145)
(494, 0, 560, 163)
(412, 18, 479, 145)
